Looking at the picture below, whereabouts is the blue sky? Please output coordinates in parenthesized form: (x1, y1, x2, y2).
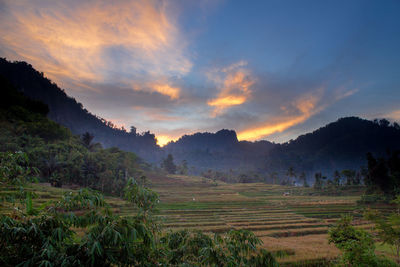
(1, 0, 399, 145)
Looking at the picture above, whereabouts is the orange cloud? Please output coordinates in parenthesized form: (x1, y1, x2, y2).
(385, 110, 400, 121)
(237, 93, 321, 141)
(0, 0, 191, 89)
(151, 84, 180, 99)
(208, 95, 247, 107)
(207, 61, 254, 116)
(142, 111, 183, 122)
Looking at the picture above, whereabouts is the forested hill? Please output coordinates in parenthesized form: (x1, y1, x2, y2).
(265, 117, 400, 175)
(0, 58, 276, 172)
(1, 58, 400, 176)
(164, 129, 276, 172)
(164, 117, 400, 175)
(0, 58, 161, 162)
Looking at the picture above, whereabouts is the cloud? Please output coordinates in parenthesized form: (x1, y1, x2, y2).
(207, 61, 254, 116)
(149, 83, 180, 100)
(0, 0, 377, 144)
(385, 110, 400, 121)
(237, 91, 323, 141)
(236, 83, 360, 141)
(0, 0, 192, 99)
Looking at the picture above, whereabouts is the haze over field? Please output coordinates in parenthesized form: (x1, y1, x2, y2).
(1, 0, 400, 145)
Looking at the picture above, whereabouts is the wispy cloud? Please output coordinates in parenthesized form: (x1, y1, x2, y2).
(236, 86, 359, 141)
(149, 83, 180, 100)
(0, 0, 191, 99)
(207, 61, 254, 116)
(237, 90, 323, 141)
(384, 110, 400, 121)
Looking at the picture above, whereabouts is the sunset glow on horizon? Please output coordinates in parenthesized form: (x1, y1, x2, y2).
(1, 0, 399, 143)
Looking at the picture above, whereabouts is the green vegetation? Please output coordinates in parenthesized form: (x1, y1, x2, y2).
(329, 216, 397, 266)
(162, 154, 177, 174)
(364, 151, 400, 198)
(365, 196, 400, 264)
(1, 66, 400, 266)
(0, 76, 142, 195)
(0, 77, 279, 266)
(0, 152, 278, 266)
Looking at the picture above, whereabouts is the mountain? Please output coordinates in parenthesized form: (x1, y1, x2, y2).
(0, 58, 161, 162)
(164, 129, 275, 172)
(265, 117, 400, 176)
(164, 117, 400, 176)
(1, 58, 400, 178)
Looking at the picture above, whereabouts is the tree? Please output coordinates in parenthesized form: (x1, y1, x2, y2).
(354, 171, 362, 185)
(269, 172, 279, 184)
(313, 172, 324, 190)
(163, 154, 177, 174)
(178, 160, 188, 175)
(81, 132, 94, 148)
(0, 152, 278, 266)
(299, 172, 309, 187)
(43, 153, 64, 187)
(365, 152, 399, 196)
(81, 132, 101, 152)
(365, 196, 400, 264)
(239, 174, 251, 183)
(333, 170, 341, 187)
(129, 126, 137, 135)
(342, 169, 356, 186)
(328, 215, 396, 266)
(286, 167, 296, 185)
(379, 118, 390, 127)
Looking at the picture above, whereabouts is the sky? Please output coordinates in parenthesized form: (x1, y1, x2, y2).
(1, 0, 400, 146)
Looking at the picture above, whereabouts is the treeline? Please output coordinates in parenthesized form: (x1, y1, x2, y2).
(0, 58, 161, 163)
(265, 117, 400, 175)
(0, 151, 278, 266)
(2, 59, 400, 175)
(0, 75, 143, 196)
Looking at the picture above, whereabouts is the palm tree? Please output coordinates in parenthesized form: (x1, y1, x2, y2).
(81, 132, 101, 152)
(300, 172, 309, 187)
(286, 167, 296, 185)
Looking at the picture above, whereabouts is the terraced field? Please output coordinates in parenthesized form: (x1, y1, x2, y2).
(146, 174, 389, 265)
(2, 174, 395, 266)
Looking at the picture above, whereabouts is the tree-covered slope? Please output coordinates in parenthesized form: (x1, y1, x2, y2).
(2, 58, 400, 176)
(0, 74, 143, 194)
(266, 117, 400, 174)
(164, 129, 275, 172)
(0, 58, 161, 162)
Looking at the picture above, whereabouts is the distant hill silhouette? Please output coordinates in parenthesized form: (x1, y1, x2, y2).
(1, 58, 399, 177)
(265, 117, 400, 176)
(164, 129, 275, 172)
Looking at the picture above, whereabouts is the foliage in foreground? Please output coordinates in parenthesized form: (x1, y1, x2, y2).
(365, 196, 400, 264)
(0, 76, 143, 196)
(0, 152, 278, 266)
(328, 215, 397, 267)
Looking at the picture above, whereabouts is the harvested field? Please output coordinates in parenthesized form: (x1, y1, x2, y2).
(2, 174, 396, 266)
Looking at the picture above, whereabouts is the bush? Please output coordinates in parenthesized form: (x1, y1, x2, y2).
(328, 215, 397, 267)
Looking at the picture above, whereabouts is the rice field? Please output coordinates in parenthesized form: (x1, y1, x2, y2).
(2, 174, 396, 266)
(145, 174, 393, 266)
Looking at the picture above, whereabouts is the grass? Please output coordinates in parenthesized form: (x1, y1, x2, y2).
(145, 174, 396, 264)
(1, 173, 397, 266)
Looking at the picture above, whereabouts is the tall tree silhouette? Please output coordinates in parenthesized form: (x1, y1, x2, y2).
(163, 154, 177, 174)
(81, 132, 101, 152)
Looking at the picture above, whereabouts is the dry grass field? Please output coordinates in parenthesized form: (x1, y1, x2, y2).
(145, 174, 395, 266)
(3, 174, 397, 266)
